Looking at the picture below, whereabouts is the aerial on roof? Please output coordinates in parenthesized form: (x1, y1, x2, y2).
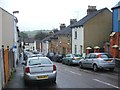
(71, 8, 110, 28)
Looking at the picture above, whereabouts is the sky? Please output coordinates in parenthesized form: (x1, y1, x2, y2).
(0, 0, 119, 31)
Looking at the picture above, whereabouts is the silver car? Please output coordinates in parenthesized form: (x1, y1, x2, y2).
(22, 57, 57, 84)
(79, 53, 115, 71)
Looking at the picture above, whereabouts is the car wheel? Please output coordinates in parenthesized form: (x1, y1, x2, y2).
(52, 78, 56, 84)
(79, 62, 83, 68)
(109, 68, 114, 71)
(68, 61, 71, 66)
(24, 79, 29, 85)
(62, 60, 64, 64)
(93, 64, 98, 72)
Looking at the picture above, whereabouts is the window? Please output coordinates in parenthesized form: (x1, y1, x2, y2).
(29, 58, 51, 66)
(90, 54, 96, 58)
(80, 45, 82, 55)
(100, 54, 113, 58)
(75, 45, 77, 54)
(85, 54, 90, 59)
(75, 31, 77, 39)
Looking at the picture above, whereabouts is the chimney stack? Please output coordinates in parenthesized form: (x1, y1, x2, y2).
(70, 19, 77, 25)
(60, 24, 66, 30)
(87, 5, 97, 15)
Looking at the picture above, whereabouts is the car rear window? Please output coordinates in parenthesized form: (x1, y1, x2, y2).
(100, 54, 113, 58)
(29, 58, 52, 66)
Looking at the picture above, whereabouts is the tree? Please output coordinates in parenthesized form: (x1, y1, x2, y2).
(20, 32, 29, 39)
(34, 31, 48, 40)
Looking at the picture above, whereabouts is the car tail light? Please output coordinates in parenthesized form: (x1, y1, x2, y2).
(97, 54, 101, 58)
(72, 57, 75, 60)
(25, 67, 30, 73)
(53, 65, 56, 71)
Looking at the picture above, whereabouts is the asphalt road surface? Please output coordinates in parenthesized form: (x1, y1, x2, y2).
(4, 60, 120, 89)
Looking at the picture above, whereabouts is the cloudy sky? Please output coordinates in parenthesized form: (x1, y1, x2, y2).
(0, 0, 119, 31)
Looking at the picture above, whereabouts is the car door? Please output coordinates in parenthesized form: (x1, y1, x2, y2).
(87, 54, 95, 68)
(64, 54, 69, 64)
(82, 54, 91, 68)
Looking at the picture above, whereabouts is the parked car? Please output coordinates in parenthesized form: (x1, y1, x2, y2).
(46, 52, 55, 61)
(22, 57, 57, 84)
(62, 54, 82, 65)
(52, 54, 65, 62)
(79, 53, 115, 71)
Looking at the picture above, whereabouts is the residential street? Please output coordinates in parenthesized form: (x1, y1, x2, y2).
(4, 58, 120, 89)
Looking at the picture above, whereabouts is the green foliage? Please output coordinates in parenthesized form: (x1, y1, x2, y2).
(20, 32, 29, 39)
(34, 31, 49, 40)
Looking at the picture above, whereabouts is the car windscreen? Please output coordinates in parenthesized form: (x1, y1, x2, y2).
(29, 58, 52, 66)
(74, 54, 81, 57)
(100, 54, 113, 58)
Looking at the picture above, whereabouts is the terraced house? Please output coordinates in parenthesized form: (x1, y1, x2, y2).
(71, 6, 112, 55)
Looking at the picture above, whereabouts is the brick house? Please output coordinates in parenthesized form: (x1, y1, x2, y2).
(110, 1, 120, 58)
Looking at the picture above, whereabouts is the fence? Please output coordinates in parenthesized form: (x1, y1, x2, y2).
(0, 45, 15, 89)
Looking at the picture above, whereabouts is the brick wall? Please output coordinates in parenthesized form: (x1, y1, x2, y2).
(110, 32, 120, 58)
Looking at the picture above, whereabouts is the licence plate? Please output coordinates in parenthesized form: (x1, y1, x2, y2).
(37, 75, 48, 80)
(106, 60, 112, 62)
(76, 58, 80, 60)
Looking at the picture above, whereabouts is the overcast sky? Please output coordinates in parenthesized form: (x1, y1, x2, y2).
(0, 0, 119, 31)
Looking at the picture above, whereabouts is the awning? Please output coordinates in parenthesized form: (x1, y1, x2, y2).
(94, 46, 100, 49)
(110, 32, 116, 37)
(112, 45, 119, 48)
(86, 47, 92, 50)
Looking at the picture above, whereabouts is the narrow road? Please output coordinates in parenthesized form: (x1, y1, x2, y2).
(4, 59, 119, 89)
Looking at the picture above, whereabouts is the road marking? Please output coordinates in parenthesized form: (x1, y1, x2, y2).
(65, 69, 81, 76)
(93, 79, 120, 89)
(69, 71, 82, 76)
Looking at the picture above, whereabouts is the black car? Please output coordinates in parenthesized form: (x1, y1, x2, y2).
(46, 52, 55, 61)
(52, 54, 65, 62)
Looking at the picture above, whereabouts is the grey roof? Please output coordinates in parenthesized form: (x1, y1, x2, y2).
(57, 25, 72, 35)
(112, 1, 120, 9)
(24, 38, 34, 43)
(71, 8, 110, 28)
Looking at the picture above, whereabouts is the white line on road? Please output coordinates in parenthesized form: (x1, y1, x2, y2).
(93, 79, 120, 89)
(65, 69, 82, 76)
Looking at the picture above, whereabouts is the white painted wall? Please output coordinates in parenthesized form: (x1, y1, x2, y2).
(2, 9, 14, 48)
(0, 9, 2, 48)
(72, 26, 84, 54)
(42, 41, 49, 55)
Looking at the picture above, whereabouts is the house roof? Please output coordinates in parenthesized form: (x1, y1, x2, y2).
(23, 38, 34, 43)
(71, 8, 110, 28)
(56, 25, 72, 35)
(41, 8, 110, 42)
(112, 1, 120, 9)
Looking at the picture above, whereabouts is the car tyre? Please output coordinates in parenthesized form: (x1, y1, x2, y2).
(109, 68, 114, 71)
(62, 60, 64, 64)
(79, 62, 83, 68)
(93, 64, 98, 72)
(24, 79, 29, 86)
(68, 61, 71, 66)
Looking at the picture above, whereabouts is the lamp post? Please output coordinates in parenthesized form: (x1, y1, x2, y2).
(13, 10, 19, 70)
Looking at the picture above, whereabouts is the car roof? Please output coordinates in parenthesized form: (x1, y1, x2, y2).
(89, 53, 110, 55)
(28, 56, 49, 59)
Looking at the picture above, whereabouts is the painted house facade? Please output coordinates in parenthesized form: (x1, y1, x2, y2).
(0, 7, 19, 89)
(71, 6, 112, 54)
(110, 1, 120, 58)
